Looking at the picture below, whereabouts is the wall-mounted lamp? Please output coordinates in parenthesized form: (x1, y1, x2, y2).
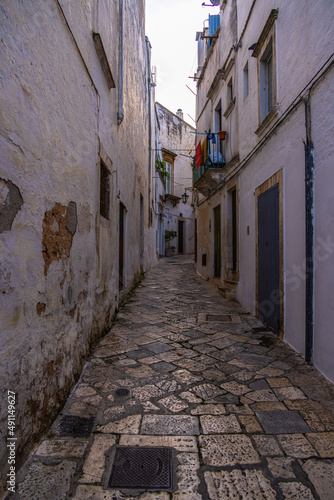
(181, 190, 189, 204)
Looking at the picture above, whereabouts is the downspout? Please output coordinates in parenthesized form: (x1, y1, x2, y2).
(303, 93, 315, 363)
(146, 36, 152, 224)
(117, 0, 124, 125)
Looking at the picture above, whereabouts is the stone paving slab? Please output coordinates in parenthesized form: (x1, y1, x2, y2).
(199, 435, 261, 466)
(35, 438, 89, 457)
(13, 256, 334, 499)
(204, 469, 276, 499)
(141, 415, 200, 435)
(18, 460, 77, 500)
(256, 410, 311, 434)
(79, 434, 116, 484)
(303, 459, 334, 499)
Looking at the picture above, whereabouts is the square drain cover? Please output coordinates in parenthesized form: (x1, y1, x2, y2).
(58, 415, 94, 437)
(207, 314, 231, 322)
(109, 446, 172, 489)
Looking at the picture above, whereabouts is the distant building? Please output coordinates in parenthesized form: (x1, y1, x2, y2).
(155, 103, 196, 257)
(194, 0, 334, 381)
(0, 0, 155, 491)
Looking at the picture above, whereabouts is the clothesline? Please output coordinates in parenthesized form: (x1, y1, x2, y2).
(190, 131, 226, 135)
(190, 131, 216, 135)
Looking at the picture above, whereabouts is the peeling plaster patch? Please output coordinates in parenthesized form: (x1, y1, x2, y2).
(42, 202, 77, 275)
(36, 302, 46, 315)
(0, 263, 12, 294)
(0, 178, 23, 232)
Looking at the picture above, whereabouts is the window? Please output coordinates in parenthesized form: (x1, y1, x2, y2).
(227, 78, 233, 106)
(223, 76, 235, 118)
(227, 186, 238, 276)
(260, 38, 273, 121)
(164, 161, 172, 194)
(162, 149, 176, 196)
(252, 9, 278, 130)
(243, 62, 249, 101)
(214, 100, 222, 153)
(100, 161, 110, 219)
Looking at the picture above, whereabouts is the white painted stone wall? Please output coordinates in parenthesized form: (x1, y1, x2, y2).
(312, 71, 334, 381)
(156, 104, 196, 256)
(195, 0, 334, 381)
(0, 0, 155, 491)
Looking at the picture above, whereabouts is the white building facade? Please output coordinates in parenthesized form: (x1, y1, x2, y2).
(194, 0, 334, 381)
(155, 103, 196, 258)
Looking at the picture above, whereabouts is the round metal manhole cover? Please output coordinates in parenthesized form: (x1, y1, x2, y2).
(115, 388, 131, 397)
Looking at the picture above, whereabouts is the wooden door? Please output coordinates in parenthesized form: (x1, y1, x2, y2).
(258, 184, 280, 333)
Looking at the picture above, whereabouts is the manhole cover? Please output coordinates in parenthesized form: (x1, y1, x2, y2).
(109, 447, 172, 489)
(207, 314, 231, 322)
(58, 415, 94, 437)
(115, 388, 131, 397)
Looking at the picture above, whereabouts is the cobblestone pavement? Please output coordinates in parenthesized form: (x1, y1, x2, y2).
(14, 257, 334, 499)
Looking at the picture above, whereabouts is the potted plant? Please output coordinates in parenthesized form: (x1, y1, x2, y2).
(155, 158, 170, 180)
(165, 229, 177, 257)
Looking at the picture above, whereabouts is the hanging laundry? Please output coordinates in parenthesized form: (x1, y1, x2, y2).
(218, 131, 227, 140)
(201, 136, 208, 165)
(207, 133, 216, 144)
(195, 141, 202, 169)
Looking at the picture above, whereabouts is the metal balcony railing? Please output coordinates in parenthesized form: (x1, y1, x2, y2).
(193, 133, 225, 185)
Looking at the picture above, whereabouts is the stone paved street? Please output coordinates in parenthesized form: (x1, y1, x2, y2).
(14, 257, 334, 499)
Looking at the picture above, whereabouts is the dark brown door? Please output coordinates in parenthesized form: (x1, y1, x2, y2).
(258, 184, 280, 333)
(214, 205, 221, 278)
(119, 202, 125, 290)
(140, 195, 144, 273)
(194, 218, 197, 262)
(178, 220, 184, 254)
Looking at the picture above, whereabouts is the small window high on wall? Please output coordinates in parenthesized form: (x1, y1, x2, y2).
(252, 9, 278, 130)
(100, 160, 110, 219)
(260, 38, 273, 121)
(243, 61, 249, 101)
(164, 161, 172, 195)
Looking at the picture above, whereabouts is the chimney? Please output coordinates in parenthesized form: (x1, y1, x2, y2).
(176, 109, 183, 120)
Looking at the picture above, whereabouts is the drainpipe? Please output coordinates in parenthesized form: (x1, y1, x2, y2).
(117, 0, 124, 125)
(146, 36, 152, 223)
(303, 93, 314, 363)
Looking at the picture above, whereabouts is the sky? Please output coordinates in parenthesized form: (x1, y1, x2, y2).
(145, 0, 220, 126)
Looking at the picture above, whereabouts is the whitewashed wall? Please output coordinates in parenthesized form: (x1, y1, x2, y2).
(0, 0, 154, 490)
(195, 0, 334, 381)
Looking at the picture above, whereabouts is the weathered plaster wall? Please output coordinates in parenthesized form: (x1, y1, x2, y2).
(0, 0, 154, 492)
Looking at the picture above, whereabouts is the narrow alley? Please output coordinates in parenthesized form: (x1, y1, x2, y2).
(14, 257, 334, 499)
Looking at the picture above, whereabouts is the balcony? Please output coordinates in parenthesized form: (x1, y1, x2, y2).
(193, 137, 226, 197)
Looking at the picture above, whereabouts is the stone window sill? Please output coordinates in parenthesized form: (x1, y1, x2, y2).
(255, 104, 280, 136)
(223, 98, 236, 119)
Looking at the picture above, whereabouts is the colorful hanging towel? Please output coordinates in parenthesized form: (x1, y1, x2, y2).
(207, 133, 216, 144)
(201, 137, 208, 165)
(195, 141, 202, 169)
